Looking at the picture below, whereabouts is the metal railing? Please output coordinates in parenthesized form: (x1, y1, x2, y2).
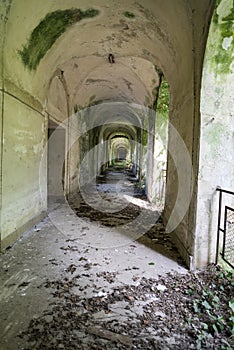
(216, 187, 234, 269)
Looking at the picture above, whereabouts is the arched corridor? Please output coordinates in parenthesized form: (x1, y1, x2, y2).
(0, 0, 234, 348)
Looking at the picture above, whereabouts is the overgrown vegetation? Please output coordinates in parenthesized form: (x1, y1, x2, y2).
(19, 264, 234, 349)
(156, 78, 170, 115)
(19, 8, 99, 70)
(210, 0, 234, 76)
(186, 268, 234, 349)
(111, 159, 132, 168)
(123, 11, 135, 18)
(142, 129, 148, 146)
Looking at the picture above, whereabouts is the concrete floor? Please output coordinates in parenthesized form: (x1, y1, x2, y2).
(0, 169, 187, 349)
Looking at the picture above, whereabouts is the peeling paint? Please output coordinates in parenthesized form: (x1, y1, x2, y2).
(14, 145, 27, 154)
(33, 142, 43, 155)
(14, 130, 34, 140)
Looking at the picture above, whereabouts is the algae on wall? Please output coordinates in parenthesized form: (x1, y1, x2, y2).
(19, 8, 99, 71)
(208, 0, 234, 76)
(123, 11, 135, 19)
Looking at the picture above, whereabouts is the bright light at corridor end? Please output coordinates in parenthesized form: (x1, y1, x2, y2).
(40, 102, 194, 248)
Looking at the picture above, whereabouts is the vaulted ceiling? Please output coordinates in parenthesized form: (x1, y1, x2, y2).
(2, 0, 214, 114)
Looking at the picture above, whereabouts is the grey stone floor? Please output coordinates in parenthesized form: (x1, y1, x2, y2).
(0, 169, 187, 349)
(0, 206, 186, 350)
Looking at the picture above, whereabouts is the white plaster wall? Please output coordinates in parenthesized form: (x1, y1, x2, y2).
(195, 0, 234, 267)
(48, 127, 65, 197)
(47, 77, 68, 122)
(195, 70, 234, 266)
(1, 95, 47, 243)
(67, 116, 80, 197)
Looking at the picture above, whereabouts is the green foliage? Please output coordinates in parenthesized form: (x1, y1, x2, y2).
(212, 0, 222, 24)
(156, 78, 169, 115)
(142, 129, 148, 146)
(19, 8, 99, 70)
(209, 1, 234, 76)
(228, 297, 234, 335)
(188, 269, 234, 349)
(206, 122, 225, 157)
(123, 11, 135, 18)
(223, 6, 234, 21)
(89, 95, 96, 103)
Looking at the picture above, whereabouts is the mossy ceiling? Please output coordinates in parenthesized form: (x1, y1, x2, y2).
(2, 0, 214, 112)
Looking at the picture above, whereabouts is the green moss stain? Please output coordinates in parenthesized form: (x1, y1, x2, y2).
(223, 5, 234, 20)
(142, 48, 151, 56)
(123, 11, 135, 18)
(212, 0, 222, 24)
(19, 8, 99, 70)
(88, 95, 96, 105)
(206, 122, 226, 157)
(209, 0, 234, 76)
(142, 129, 148, 146)
(74, 104, 78, 114)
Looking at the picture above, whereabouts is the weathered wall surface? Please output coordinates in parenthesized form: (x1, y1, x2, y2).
(1, 95, 47, 248)
(0, 0, 218, 267)
(195, 0, 234, 267)
(0, 0, 12, 249)
(48, 126, 65, 198)
(164, 0, 215, 269)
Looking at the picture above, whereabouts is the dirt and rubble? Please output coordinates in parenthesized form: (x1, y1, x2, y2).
(0, 168, 233, 349)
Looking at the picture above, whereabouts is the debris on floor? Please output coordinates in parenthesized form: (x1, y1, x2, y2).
(1, 167, 232, 349)
(18, 265, 233, 350)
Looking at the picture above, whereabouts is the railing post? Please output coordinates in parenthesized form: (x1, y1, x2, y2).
(216, 188, 222, 265)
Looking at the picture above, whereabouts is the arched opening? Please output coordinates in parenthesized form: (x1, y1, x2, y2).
(4, 2, 234, 348)
(117, 146, 127, 161)
(47, 118, 66, 203)
(0, 0, 216, 270)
